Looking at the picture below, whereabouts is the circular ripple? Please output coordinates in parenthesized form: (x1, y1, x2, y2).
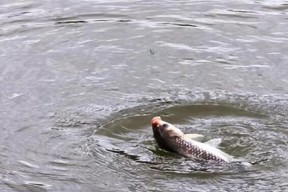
(66, 92, 288, 191)
(90, 102, 280, 173)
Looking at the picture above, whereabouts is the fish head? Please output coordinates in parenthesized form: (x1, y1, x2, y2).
(151, 116, 184, 139)
(151, 116, 183, 152)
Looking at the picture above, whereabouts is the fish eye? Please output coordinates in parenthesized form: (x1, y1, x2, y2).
(162, 123, 169, 128)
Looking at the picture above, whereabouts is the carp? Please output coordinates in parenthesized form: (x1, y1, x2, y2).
(151, 116, 238, 163)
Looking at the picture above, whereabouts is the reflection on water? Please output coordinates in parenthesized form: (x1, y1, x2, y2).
(1, 0, 288, 191)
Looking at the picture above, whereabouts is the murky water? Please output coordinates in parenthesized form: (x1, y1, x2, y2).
(1, 0, 288, 191)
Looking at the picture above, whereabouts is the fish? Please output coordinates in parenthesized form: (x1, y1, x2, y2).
(151, 116, 240, 164)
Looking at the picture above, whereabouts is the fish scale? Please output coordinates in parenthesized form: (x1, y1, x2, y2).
(166, 137, 226, 163)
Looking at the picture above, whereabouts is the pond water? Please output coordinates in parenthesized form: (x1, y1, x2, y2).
(1, 0, 288, 191)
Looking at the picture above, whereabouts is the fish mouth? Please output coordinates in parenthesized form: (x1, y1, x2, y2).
(151, 116, 169, 129)
(151, 116, 163, 138)
(151, 116, 162, 128)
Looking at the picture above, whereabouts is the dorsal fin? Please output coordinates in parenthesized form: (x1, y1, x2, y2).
(204, 138, 222, 148)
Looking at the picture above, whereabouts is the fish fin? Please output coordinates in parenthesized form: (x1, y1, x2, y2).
(184, 134, 205, 142)
(204, 138, 222, 148)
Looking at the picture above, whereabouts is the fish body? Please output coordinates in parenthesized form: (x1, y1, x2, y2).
(151, 116, 235, 163)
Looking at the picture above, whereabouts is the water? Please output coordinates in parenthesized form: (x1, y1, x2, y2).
(1, 0, 288, 191)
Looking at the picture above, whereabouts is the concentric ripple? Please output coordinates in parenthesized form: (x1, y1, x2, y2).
(83, 92, 288, 187)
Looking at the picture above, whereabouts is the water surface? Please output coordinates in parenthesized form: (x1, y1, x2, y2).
(1, 0, 288, 191)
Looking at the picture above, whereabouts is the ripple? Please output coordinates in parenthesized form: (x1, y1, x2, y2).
(58, 93, 282, 192)
(157, 41, 240, 54)
(1, 0, 288, 191)
(206, 9, 259, 19)
(85, 92, 287, 177)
